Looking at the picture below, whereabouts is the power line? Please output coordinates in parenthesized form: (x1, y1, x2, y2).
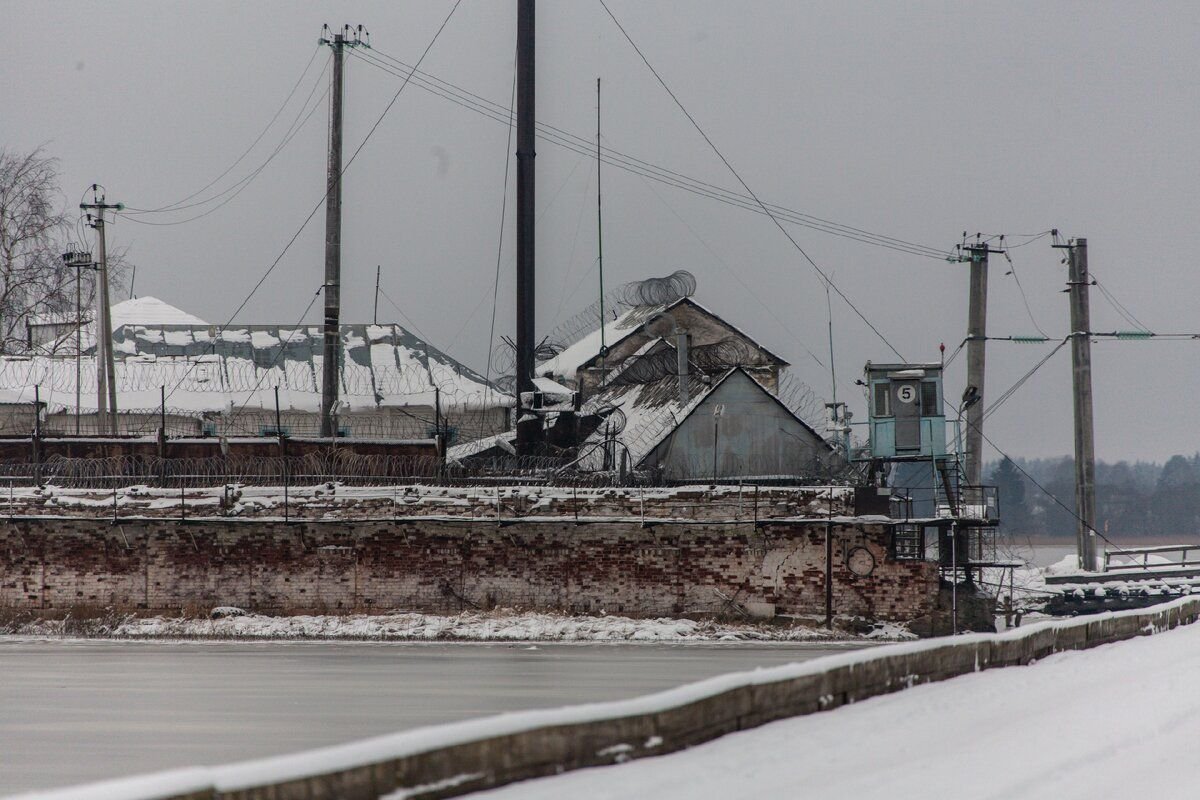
(118, 77, 330, 226)
(1091, 274, 1151, 333)
(966, 418, 1137, 558)
(230, 285, 324, 422)
(349, 45, 954, 262)
(485, 64, 516, 391)
(998, 238, 1049, 339)
(123, 47, 327, 215)
(981, 337, 1068, 422)
(161, 2, 464, 404)
(595, 0, 907, 361)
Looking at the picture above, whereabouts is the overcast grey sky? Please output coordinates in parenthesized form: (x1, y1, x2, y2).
(6, 1, 1198, 463)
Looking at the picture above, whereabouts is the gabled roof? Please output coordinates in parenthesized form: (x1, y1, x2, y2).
(112, 296, 209, 328)
(579, 365, 831, 471)
(539, 296, 789, 381)
(639, 367, 832, 464)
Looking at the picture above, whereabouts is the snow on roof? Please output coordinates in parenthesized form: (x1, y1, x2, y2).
(580, 366, 829, 470)
(533, 376, 573, 397)
(446, 430, 517, 461)
(111, 296, 209, 328)
(539, 304, 668, 380)
(538, 297, 788, 381)
(0, 322, 512, 415)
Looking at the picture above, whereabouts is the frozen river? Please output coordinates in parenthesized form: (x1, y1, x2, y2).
(0, 638, 865, 795)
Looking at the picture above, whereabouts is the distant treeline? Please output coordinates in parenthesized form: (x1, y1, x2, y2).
(988, 455, 1200, 539)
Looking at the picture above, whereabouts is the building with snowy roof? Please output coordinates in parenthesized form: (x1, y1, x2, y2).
(1, 296, 512, 443)
(578, 356, 832, 480)
(538, 296, 788, 401)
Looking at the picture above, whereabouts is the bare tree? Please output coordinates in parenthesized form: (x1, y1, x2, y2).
(0, 147, 128, 354)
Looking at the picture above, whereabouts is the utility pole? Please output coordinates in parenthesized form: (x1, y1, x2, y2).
(1056, 236, 1097, 571)
(318, 24, 367, 439)
(962, 240, 1002, 486)
(81, 186, 122, 436)
(514, 0, 540, 455)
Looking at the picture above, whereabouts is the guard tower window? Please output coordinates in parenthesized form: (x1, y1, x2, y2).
(873, 383, 890, 417)
(920, 381, 938, 416)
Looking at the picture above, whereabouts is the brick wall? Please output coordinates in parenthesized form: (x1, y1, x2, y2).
(0, 516, 936, 621)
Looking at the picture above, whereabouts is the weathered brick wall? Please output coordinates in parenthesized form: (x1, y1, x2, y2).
(0, 517, 937, 621)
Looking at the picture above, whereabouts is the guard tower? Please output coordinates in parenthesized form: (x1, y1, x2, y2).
(857, 360, 1006, 620)
(864, 362, 946, 460)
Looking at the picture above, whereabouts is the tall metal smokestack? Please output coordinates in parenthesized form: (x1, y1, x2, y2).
(514, 0, 540, 454)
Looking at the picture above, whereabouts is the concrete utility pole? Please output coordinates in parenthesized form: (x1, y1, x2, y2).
(318, 25, 367, 438)
(514, 0, 540, 455)
(80, 187, 122, 436)
(1063, 237, 1097, 571)
(962, 241, 1002, 486)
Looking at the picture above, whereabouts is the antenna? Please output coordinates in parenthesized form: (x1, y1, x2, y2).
(596, 77, 606, 378)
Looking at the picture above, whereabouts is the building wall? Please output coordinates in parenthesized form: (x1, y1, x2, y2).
(0, 517, 936, 621)
(644, 370, 828, 479)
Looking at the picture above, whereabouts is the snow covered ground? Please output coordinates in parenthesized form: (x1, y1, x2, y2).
(3, 610, 912, 643)
(475, 621, 1200, 800)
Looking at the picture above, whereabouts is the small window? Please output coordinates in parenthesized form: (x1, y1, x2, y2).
(920, 381, 939, 416)
(873, 383, 891, 417)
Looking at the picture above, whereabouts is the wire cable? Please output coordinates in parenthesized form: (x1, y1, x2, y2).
(1092, 274, 1151, 333)
(160, 2, 464, 405)
(981, 337, 1068, 422)
(350, 45, 954, 263)
(118, 79, 330, 226)
(999, 238, 1049, 339)
(485, 64, 516, 391)
(964, 417, 1137, 559)
(596, 0, 906, 361)
(123, 47, 326, 215)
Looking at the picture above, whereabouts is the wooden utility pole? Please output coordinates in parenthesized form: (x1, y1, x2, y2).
(318, 25, 366, 438)
(1060, 237, 1097, 570)
(515, 0, 540, 455)
(962, 241, 1002, 486)
(81, 187, 122, 436)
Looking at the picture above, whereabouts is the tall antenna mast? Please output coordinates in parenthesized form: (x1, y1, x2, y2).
(596, 77, 606, 378)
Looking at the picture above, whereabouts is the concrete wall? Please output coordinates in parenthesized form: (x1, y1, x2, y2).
(0, 516, 934, 621)
(33, 598, 1200, 800)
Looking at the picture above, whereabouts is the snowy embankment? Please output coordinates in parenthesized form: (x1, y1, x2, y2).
(476, 608, 1200, 800)
(2, 610, 911, 643)
(7, 599, 1193, 800)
